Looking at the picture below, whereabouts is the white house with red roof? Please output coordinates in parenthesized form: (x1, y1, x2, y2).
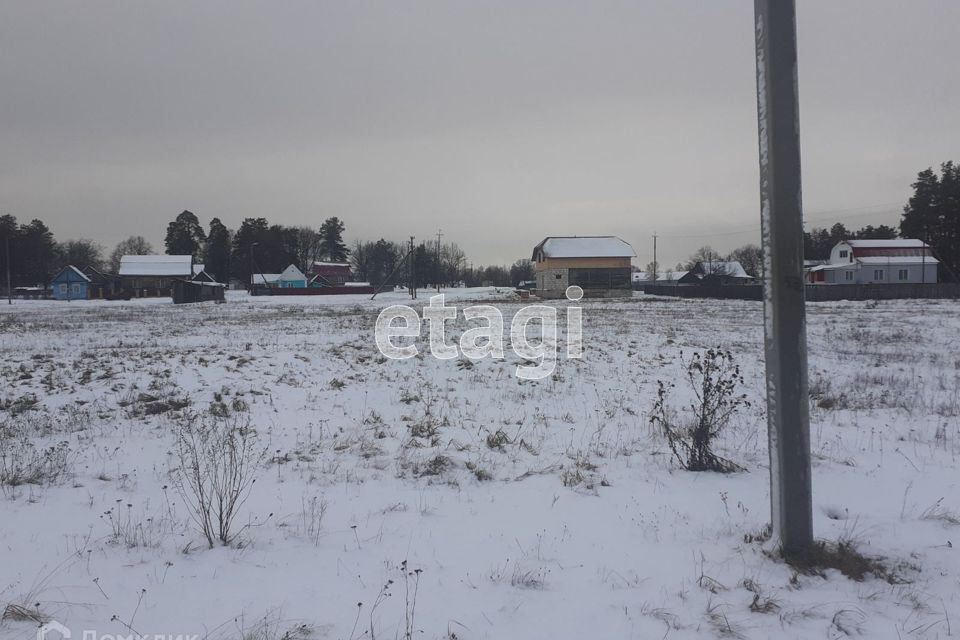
(807, 239, 938, 284)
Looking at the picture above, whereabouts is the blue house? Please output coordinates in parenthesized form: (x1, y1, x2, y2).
(51, 265, 91, 300)
(277, 264, 307, 288)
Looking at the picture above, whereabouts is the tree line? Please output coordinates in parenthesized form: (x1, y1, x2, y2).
(0, 209, 523, 289)
(2, 161, 956, 287)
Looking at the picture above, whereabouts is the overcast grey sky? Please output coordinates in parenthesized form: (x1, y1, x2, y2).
(1, 1, 957, 267)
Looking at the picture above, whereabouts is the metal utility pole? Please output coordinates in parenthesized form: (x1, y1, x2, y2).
(754, 0, 813, 557)
(435, 229, 443, 293)
(5, 235, 11, 305)
(652, 233, 658, 280)
(409, 236, 416, 299)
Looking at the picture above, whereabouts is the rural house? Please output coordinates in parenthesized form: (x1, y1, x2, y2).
(82, 266, 122, 299)
(806, 239, 938, 284)
(311, 261, 353, 286)
(119, 255, 194, 297)
(532, 236, 635, 298)
(679, 261, 755, 285)
(251, 264, 307, 289)
(50, 265, 91, 300)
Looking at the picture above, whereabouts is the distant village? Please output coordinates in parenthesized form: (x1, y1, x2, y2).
(26, 231, 953, 306)
(2, 160, 958, 304)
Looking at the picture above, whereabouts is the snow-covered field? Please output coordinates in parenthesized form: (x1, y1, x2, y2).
(1, 289, 957, 640)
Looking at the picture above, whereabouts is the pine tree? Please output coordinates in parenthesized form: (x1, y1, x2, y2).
(165, 210, 206, 258)
(319, 217, 349, 262)
(230, 218, 270, 283)
(205, 218, 231, 282)
(901, 162, 959, 281)
(19, 219, 57, 286)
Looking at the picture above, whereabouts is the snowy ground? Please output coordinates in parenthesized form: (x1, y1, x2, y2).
(0, 288, 958, 640)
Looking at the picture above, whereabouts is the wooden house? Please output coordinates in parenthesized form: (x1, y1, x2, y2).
(311, 262, 353, 286)
(119, 255, 193, 297)
(50, 265, 91, 300)
(172, 279, 226, 304)
(82, 266, 122, 299)
(251, 264, 307, 289)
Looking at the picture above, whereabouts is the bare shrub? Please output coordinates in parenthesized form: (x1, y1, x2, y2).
(173, 414, 263, 548)
(0, 437, 70, 488)
(298, 494, 329, 546)
(650, 349, 748, 473)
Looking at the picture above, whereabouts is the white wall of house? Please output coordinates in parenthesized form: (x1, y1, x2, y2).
(829, 242, 856, 265)
(855, 262, 937, 284)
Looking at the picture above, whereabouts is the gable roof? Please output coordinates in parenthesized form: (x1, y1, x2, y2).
(82, 265, 118, 283)
(52, 265, 91, 283)
(191, 270, 218, 282)
(532, 236, 636, 260)
(279, 264, 306, 280)
(659, 270, 688, 282)
(692, 261, 752, 278)
(252, 273, 281, 284)
(119, 254, 193, 276)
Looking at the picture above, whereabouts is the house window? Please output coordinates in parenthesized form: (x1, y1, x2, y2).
(845, 271, 854, 281)
(59, 284, 68, 295)
(898, 269, 908, 281)
(873, 269, 884, 281)
(839, 250, 848, 258)
(555, 273, 562, 280)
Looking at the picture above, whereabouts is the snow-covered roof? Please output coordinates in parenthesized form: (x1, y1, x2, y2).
(192, 263, 205, 276)
(119, 255, 193, 276)
(313, 262, 352, 269)
(844, 239, 927, 249)
(252, 273, 281, 284)
(53, 265, 91, 282)
(658, 271, 688, 282)
(533, 236, 636, 259)
(695, 261, 752, 278)
(807, 263, 850, 272)
(857, 256, 939, 265)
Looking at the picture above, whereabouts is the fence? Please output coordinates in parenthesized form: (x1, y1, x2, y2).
(642, 283, 960, 301)
(250, 285, 376, 296)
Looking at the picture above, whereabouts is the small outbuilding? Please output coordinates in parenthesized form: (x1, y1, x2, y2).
(172, 279, 226, 304)
(50, 265, 91, 300)
(532, 236, 635, 298)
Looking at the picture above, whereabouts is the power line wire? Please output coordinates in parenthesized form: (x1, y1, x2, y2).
(656, 202, 903, 239)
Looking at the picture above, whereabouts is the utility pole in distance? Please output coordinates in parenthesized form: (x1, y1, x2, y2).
(409, 236, 416, 299)
(5, 234, 11, 305)
(754, 0, 813, 558)
(652, 233, 658, 280)
(435, 229, 443, 293)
